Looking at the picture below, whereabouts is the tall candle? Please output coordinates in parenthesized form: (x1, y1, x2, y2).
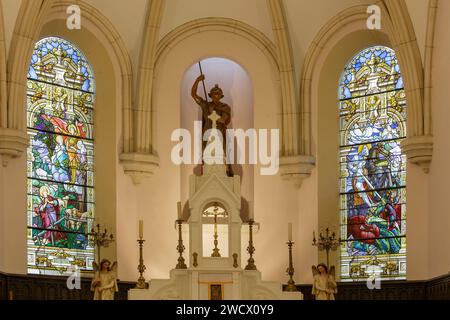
(288, 223, 292, 241)
(139, 220, 143, 238)
(177, 201, 182, 220)
(248, 201, 254, 220)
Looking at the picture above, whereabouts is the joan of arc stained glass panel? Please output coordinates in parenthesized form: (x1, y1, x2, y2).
(26, 37, 95, 275)
(339, 46, 406, 281)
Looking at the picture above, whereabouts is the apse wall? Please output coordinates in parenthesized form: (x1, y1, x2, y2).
(126, 26, 311, 284)
(428, 0, 450, 279)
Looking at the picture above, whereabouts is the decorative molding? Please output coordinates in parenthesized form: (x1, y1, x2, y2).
(267, 0, 315, 188)
(279, 155, 315, 188)
(0, 128, 28, 166)
(6, 0, 56, 132)
(0, 1, 7, 128)
(155, 17, 278, 69)
(45, 1, 140, 183)
(423, 0, 438, 137)
(0, 0, 55, 164)
(2, 0, 136, 169)
(117, 0, 165, 185)
(300, 2, 430, 172)
(119, 152, 160, 185)
(401, 135, 433, 173)
(134, 0, 165, 155)
(267, 0, 299, 156)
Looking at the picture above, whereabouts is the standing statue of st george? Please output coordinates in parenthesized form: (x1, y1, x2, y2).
(192, 74, 233, 176)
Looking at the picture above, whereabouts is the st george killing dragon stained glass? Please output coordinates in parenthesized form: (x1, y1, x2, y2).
(339, 46, 407, 281)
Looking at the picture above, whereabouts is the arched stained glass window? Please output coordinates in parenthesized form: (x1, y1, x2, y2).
(27, 37, 95, 275)
(339, 46, 406, 281)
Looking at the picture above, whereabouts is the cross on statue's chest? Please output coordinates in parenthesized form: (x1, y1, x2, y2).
(208, 110, 221, 129)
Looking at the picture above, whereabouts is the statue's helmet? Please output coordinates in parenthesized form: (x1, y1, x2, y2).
(208, 84, 224, 99)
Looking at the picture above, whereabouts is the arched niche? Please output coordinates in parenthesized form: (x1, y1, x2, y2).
(180, 57, 254, 221)
(148, 27, 283, 281)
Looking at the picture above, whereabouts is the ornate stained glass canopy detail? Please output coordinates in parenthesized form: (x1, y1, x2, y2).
(26, 37, 95, 275)
(339, 46, 407, 281)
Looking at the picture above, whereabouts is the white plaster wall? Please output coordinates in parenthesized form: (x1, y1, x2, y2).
(84, 0, 148, 81)
(405, 0, 429, 62)
(159, 0, 274, 42)
(0, 0, 22, 54)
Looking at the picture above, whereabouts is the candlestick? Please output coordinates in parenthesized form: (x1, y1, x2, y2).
(139, 220, 144, 239)
(177, 201, 182, 220)
(312, 227, 340, 268)
(89, 223, 115, 264)
(245, 219, 257, 270)
(175, 219, 187, 269)
(136, 237, 149, 289)
(285, 240, 298, 292)
(288, 223, 292, 241)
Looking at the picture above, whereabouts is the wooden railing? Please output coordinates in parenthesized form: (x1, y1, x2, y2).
(1, 271, 449, 300)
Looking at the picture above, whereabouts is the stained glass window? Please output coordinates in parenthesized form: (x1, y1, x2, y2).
(339, 46, 406, 281)
(27, 37, 95, 275)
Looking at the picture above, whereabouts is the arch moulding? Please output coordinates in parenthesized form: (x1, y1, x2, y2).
(300, 1, 432, 175)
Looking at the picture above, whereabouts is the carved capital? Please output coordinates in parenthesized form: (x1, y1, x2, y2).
(0, 128, 29, 166)
(279, 155, 315, 188)
(119, 152, 160, 185)
(401, 135, 433, 173)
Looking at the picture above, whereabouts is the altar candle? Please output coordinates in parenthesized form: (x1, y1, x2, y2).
(177, 201, 182, 220)
(288, 223, 292, 241)
(248, 201, 254, 220)
(139, 220, 143, 238)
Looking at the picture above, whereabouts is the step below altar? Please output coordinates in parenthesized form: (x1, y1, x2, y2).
(128, 268, 302, 300)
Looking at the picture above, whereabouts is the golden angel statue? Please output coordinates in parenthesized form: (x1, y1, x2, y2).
(312, 263, 337, 300)
(91, 259, 118, 300)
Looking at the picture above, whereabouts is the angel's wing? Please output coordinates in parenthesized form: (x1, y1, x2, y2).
(329, 265, 336, 278)
(312, 265, 319, 276)
(92, 261, 99, 272)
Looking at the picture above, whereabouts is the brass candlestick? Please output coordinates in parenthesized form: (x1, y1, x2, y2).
(245, 219, 256, 270)
(135, 237, 148, 289)
(90, 223, 114, 264)
(285, 240, 298, 292)
(175, 219, 187, 269)
(211, 213, 221, 257)
(312, 227, 340, 268)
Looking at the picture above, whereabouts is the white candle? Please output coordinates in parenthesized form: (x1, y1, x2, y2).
(249, 201, 254, 220)
(177, 201, 182, 220)
(288, 223, 292, 241)
(139, 220, 143, 238)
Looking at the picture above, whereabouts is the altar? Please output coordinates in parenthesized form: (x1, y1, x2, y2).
(128, 107, 302, 300)
(128, 159, 301, 299)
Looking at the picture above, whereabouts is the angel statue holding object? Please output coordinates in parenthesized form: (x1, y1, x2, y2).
(91, 259, 118, 300)
(312, 263, 337, 300)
